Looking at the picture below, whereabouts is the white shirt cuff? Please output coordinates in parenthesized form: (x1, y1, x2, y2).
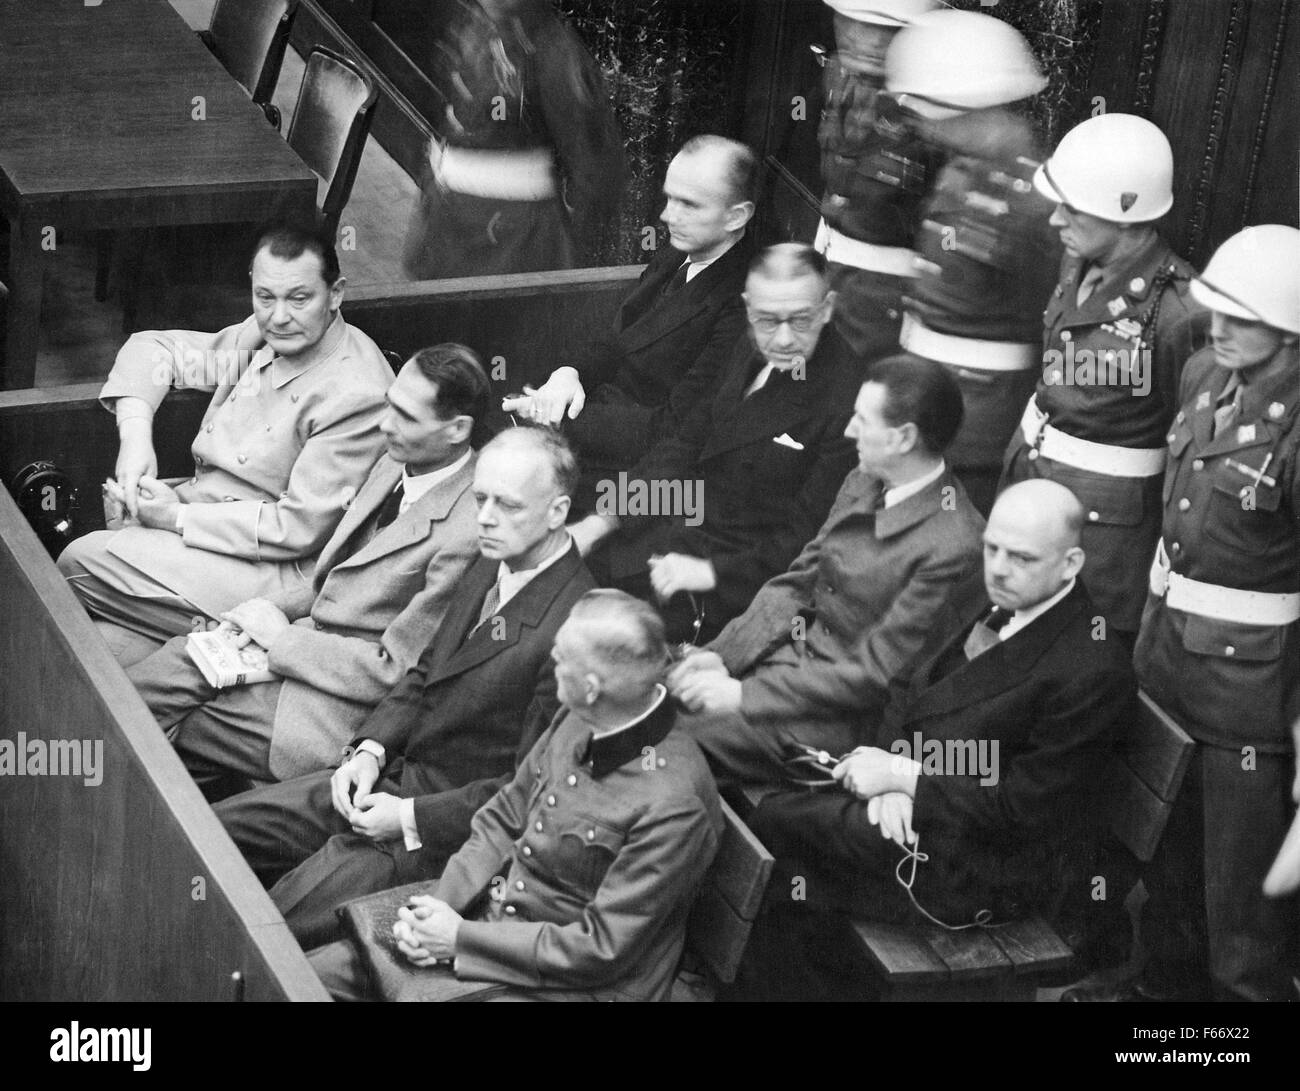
(400, 798, 422, 852)
(356, 739, 385, 765)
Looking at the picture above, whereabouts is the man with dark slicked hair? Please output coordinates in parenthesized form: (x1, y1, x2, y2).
(669, 355, 987, 787)
(125, 345, 491, 793)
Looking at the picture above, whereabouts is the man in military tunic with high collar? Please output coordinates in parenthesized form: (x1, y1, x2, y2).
(883, 10, 1059, 516)
(813, 0, 940, 362)
(1000, 114, 1207, 638)
(403, 0, 626, 279)
(1126, 225, 1299, 1002)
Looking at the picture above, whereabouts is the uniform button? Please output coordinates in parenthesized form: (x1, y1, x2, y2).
(1171, 542, 1181, 554)
(1166, 433, 1176, 444)
(657, 757, 667, 768)
(1225, 645, 1236, 656)
(515, 880, 525, 890)
(1177, 498, 1190, 512)
(522, 845, 532, 856)
(237, 454, 247, 464)
(1027, 448, 1039, 461)
(887, 308, 899, 320)
(566, 774, 577, 787)
(1088, 510, 1099, 522)
(1176, 411, 1185, 423)
(1061, 331, 1072, 342)
(534, 820, 543, 832)
(546, 794, 556, 807)
(291, 394, 299, 403)
(1192, 459, 1204, 471)
(1129, 277, 1145, 293)
(587, 828, 596, 840)
(505, 905, 516, 915)
(205, 423, 214, 433)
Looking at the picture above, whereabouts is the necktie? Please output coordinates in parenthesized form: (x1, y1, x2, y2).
(662, 260, 690, 297)
(1213, 382, 1244, 439)
(1075, 264, 1105, 306)
(375, 480, 404, 529)
(474, 579, 502, 631)
(963, 606, 1012, 660)
(745, 361, 776, 398)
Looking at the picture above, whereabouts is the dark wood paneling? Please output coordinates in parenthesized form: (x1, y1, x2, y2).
(0, 488, 327, 1000)
(345, 266, 641, 395)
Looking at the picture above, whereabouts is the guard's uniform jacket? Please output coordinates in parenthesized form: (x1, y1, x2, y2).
(897, 107, 1059, 512)
(815, 58, 941, 360)
(436, 696, 722, 1001)
(404, 0, 626, 279)
(1001, 233, 1207, 632)
(1136, 342, 1300, 751)
(1133, 342, 1300, 1002)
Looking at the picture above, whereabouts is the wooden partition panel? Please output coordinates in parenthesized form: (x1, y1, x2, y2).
(346, 266, 641, 394)
(0, 489, 327, 1000)
(0, 384, 209, 536)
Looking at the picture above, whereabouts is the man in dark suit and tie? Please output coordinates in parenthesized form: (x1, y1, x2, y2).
(126, 345, 491, 796)
(734, 480, 1134, 999)
(503, 135, 757, 507)
(216, 425, 595, 948)
(568, 243, 861, 643)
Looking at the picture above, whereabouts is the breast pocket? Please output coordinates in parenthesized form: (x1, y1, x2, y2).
(554, 815, 626, 895)
(1204, 477, 1288, 555)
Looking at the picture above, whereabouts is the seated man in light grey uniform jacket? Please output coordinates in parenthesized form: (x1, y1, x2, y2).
(58, 222, 393, 666)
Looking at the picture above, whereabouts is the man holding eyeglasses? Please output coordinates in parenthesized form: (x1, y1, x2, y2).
(568, 244, 861, 644)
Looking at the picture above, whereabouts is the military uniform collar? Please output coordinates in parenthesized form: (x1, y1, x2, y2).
(580, 686, 675, 779)
(259, 313, 348, 388)
(1060, 231, 1170, 316)
(1233, 342, 1299, 424)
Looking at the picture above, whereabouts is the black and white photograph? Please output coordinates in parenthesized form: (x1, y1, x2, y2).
(0, 0, 1296, 1058)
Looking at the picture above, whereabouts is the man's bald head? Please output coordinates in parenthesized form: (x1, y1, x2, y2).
(983, 480, 1086, 613)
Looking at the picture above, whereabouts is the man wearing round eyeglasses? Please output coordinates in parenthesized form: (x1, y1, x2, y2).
(569, 244, 861, 645)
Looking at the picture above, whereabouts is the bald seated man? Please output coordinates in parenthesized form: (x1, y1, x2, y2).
(309, 590, 724, 1002)
(734, 480, 1135, 1000)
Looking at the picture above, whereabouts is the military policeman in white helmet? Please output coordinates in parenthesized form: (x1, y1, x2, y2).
(1000, 113, 1208, 640)
(812, 0, 940, 362)
(1082, 225, 1299, 1003)
(882, 9, 1059, 515)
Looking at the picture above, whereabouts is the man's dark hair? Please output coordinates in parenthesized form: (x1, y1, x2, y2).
(679, 134, 759, 206)
(250, 221, 341, 286)
(748, 242, 828, 283)
(485, 422, 580, 500)
(408, 343, 490, 430)
(866, 355, 965, 455)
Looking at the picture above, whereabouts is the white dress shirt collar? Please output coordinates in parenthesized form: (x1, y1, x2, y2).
(883, 460, 946, 509)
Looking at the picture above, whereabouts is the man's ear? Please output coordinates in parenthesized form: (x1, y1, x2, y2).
(328, 276, 347, 313)
(893, 420, 919, 456)
(822, 288, 838, 319)
(548, 494, 572, 530)
(447, 415, 474, 446)
(1062, 545, 1086, 581)
(726, 201, 756, 232)
(583, 672, 602, 706)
